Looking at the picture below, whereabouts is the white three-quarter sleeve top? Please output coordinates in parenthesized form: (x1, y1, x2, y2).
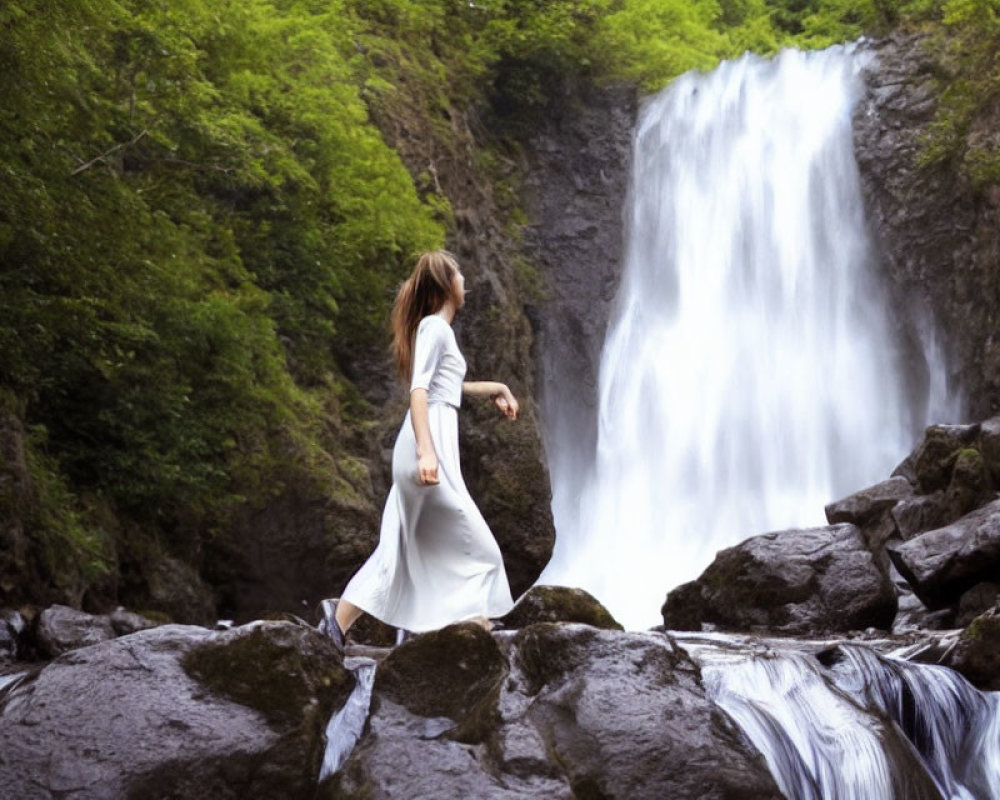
(409, 314, 467, 408)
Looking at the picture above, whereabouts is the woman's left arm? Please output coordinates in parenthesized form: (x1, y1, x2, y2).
(463, 381, 519, 420)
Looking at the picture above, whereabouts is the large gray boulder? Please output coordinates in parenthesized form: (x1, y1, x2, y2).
(35, 604, 117, 658)
(892, 492, 958, 541)
(825, 476, 914, 550)
(663, 524, 897, 635)
(509, 624, 783, 799)
(0, 621, 352, 799)
(328, 622, 782, 799)
(887, 498, 1000, 609)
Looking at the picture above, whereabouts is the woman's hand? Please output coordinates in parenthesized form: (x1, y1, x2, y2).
(461, 380, 519, 420)
(417, 450, 440, 485)
(492, 385, 519, 420)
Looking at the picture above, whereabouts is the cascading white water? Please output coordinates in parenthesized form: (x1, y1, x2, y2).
(688, 637, 1000, 799)
(539, 45, 958, 630)
(319, 656, 377, 782)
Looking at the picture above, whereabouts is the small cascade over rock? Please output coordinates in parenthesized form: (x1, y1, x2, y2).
(539, 44, 960, 629)
(319, 656, 377, 781)
(685, 634, 1000, 799)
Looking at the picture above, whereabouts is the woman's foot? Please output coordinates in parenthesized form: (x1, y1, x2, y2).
(317, 598, 346, 653)
(468, 615, 498, 632)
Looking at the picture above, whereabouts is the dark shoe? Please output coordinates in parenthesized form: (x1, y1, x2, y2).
(317, 598, 345, 654)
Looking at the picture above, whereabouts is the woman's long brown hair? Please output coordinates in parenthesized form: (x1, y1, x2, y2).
(391, 250, 462, 381)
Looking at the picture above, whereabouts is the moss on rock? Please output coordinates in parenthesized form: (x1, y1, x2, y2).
(373, 622, 507, 733)
(945, 610, 1000, 691)
(501, 585, 622, 631)
(182, 621, 352, 724)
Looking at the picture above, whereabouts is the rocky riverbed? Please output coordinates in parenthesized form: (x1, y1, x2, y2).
(3, 419, 1000, 798)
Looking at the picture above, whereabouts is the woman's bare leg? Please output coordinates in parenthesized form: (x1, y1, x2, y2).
(335, 598, 365, 634)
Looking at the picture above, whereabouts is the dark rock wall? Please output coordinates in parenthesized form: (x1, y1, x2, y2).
(519, 82, 638, 474)
(855, 33, 1000, 420)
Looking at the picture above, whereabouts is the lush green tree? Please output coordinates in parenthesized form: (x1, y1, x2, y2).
(0, 0, 444, 602)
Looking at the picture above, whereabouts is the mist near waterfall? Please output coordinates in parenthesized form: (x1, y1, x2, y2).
(538, 45, 959, 630)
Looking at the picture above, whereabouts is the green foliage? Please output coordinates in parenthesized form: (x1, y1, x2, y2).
(905, 0, 1000, 188)
(0, 0, 444, 591)
(596, 0, 730, 91)
(24, 424, 116, 595)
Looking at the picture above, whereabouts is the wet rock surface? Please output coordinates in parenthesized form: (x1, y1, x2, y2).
(888, 498, 1000, 610)
(662, 523, 897, 635)
(943, 608, 1000, 691)
(0, 621, 352, 800)
(825, 476, 914, 551)
(500, 585, 623, 630)
(35, 603, 117, 658)
(328, 622, 782, 799)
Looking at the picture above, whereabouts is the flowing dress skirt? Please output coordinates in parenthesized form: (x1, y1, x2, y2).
(340, 402, 515, 632)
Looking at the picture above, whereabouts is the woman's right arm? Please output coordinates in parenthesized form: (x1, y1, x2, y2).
(410, 388, 439, 485)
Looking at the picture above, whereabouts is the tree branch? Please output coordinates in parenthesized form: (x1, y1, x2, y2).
(70, 129, 148, 176)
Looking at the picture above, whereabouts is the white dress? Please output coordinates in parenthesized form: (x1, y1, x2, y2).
(340, 314, 515, 632)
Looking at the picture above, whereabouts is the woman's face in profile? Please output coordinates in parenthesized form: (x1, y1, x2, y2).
(453, 268, 466, 307)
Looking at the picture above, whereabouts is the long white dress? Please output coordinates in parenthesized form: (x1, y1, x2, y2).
(340, 313, 515, 632)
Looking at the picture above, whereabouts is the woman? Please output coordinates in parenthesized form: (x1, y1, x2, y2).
(320, 250, 519, 650)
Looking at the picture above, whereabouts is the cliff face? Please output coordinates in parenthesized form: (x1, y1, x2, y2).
(518, 81, 638, 478)
(854, 33, 1000, 420)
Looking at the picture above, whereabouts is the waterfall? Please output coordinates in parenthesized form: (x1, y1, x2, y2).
(539, 44, 958, 630)
(684, 636, 1000, 799)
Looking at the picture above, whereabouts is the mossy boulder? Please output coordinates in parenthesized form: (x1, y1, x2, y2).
(943, 609, 1000, 691)
(183, 621, 353, 724)
(882, 421, 999, 545)
(373, 622, 507, 743)
(0, 622, 353, 799)
(663, 524, 896, 635)
(500, 585, 622, 631)
(906, 424, 980, 494)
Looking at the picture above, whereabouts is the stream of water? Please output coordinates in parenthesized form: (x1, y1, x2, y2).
(682, 634, 1000, 799)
